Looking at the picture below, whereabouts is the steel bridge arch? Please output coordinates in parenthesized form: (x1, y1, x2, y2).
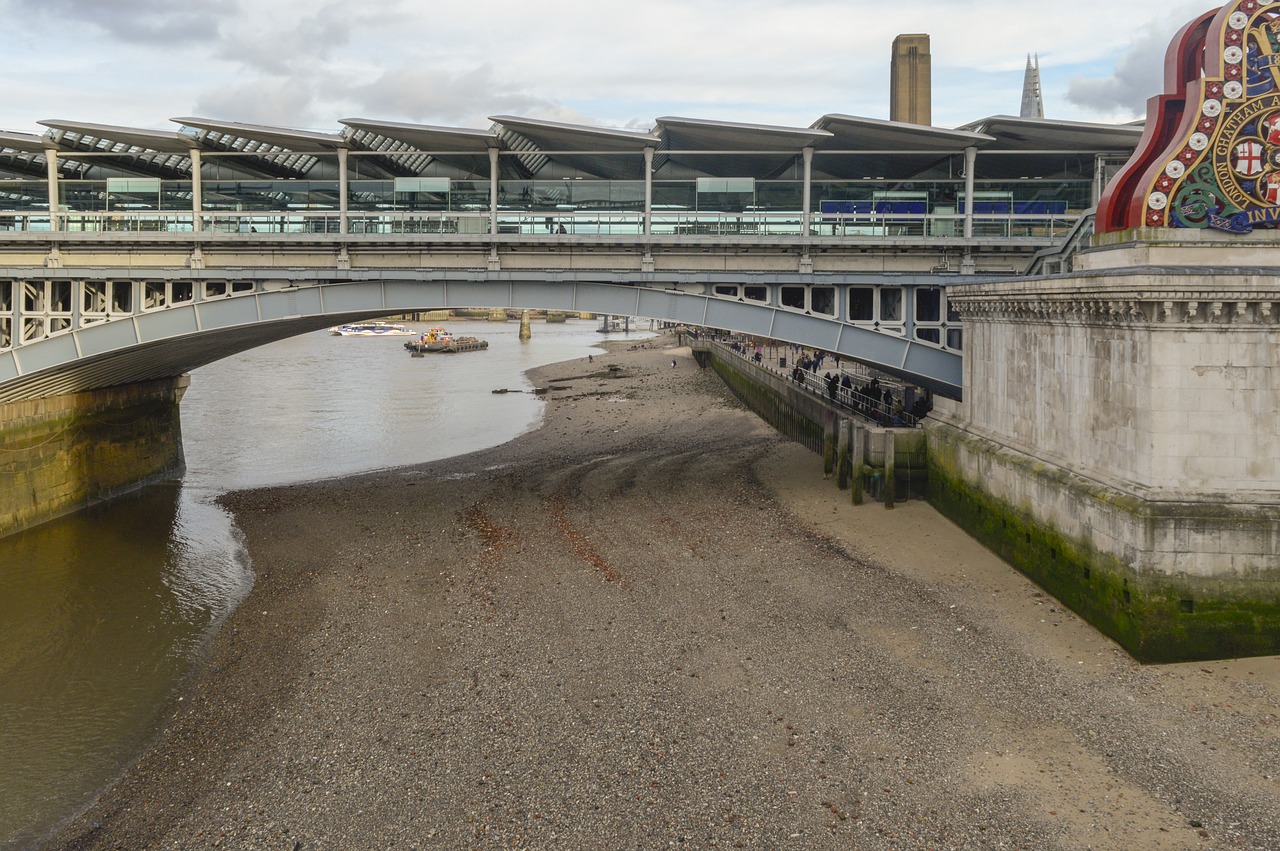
(0, 273, 963, 403)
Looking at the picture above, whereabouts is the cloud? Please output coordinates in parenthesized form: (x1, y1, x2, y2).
(342, 65, 569, 128)
(8, 0, 231, 44)
(215, 1, 387, 76)
(192, 78, 326, 127)
(1065, 9, 1200, 118)
(0, 0, 1214, 131)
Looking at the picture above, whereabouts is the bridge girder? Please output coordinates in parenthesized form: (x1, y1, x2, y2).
(0, 274, 963, 403)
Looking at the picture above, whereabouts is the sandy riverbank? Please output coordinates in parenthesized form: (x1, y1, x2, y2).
(48, 336, 1280, 850)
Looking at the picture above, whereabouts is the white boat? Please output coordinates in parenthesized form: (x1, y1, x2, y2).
(330, 321, 417, 337)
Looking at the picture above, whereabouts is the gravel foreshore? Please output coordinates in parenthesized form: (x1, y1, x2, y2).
(46, 336, 1280, 850)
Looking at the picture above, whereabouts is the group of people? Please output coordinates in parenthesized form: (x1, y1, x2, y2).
(725, 335, 933, 428)
(792, 364, 931, 428)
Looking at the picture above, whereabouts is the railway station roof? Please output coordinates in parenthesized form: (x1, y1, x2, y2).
(959, 115, 1144, 152)
(654, 116, 833, 178)
(810, 114, 995, 179)
(490, 115, 661, 180)
(0, 110, 1144, 184)
(0, 129, 57, 153)
(171, 117, 347, 151)
(340, 118, 498, 178)
(37, 120, 194, 153)
(34, 120, 194, 179)
(491, 115, 661, 150)
(340, 118, 499, 150)
(0, 131, 54, 180)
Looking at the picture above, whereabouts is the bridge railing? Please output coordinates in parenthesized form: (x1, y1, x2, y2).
(0, 209, 1083, 241)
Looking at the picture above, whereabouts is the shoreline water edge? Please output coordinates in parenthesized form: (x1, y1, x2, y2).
(45, 334, 1280, 850)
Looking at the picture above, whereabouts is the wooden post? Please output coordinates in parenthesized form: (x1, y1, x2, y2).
(836, 419, 851, 490)
(823, 412, 836, 477)
(884, 431, 896, 509)
(851, 425, 865, 505)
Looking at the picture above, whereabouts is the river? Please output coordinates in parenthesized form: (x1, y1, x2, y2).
(0, 317, 650, 849)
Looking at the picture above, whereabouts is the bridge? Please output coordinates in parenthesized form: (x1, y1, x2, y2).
(0, 112, 1138, 403)
(0, 231, 994, 403)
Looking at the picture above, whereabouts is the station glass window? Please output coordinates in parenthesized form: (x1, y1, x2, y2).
(780, 286, 805, 310)
(810, 286, 835, 316)
(915, 287, 942, 322)
(880, 288, 903, 322)
(848, 287, 874, 321)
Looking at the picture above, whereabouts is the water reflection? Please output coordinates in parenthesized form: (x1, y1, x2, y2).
(0, 485, 251, 850)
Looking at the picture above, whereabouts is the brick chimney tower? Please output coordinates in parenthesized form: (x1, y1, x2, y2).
(890, 34, 932, 126)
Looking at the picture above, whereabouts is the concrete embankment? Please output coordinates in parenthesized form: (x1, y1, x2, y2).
(0, 376, 187, 538)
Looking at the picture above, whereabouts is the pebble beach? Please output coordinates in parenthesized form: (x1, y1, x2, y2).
(46, 336, 1280, 850)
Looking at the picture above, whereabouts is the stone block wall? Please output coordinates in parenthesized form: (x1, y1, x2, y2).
(0, 376, 188, 538)
(935, 260, 1280, 661)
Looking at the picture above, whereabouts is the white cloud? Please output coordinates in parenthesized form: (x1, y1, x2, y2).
(0, 0, 1205, 131)
(1064, 7, 1204, 120)
(192, 78, 328, 128)
(7, 0, 232, 44)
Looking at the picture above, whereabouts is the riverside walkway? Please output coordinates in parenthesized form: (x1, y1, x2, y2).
(687, 332, 926, 427)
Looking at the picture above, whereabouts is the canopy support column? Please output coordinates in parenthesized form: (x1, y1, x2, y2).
(45, 149, 60, 232)
(489, 147, 500, 236)
(963, 145, 977, 240)
(644, 146, 654, 237)
(801, 146, 814, 237)
(190, 148, 203, 232)
(338, 147, 349, 236)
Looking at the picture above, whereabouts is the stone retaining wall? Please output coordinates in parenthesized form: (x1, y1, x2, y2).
(693, 341, 926, 499)
(937, 256, 1280, 663)
(0, 376, 188, 538)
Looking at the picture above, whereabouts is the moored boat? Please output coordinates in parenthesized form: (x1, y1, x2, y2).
(330, 321, 417, 337)
(405, 326, 489, 354)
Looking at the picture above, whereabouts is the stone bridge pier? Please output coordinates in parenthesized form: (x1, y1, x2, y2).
(927, 233, 1280, 662)
(0, 375, 187, 538)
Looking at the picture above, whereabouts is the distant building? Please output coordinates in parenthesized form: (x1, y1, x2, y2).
(1020, 54, 1045, 118)
(890, 34, 931, 126)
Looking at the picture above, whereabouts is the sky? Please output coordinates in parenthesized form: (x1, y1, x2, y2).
(0, 0, 1210, 136)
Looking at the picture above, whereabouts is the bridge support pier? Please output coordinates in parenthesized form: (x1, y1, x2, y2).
(0, 376, 187, 539)
(932, 239, 1280, 662)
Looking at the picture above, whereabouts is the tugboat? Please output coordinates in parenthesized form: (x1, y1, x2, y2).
(404, 326, 489, 355)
